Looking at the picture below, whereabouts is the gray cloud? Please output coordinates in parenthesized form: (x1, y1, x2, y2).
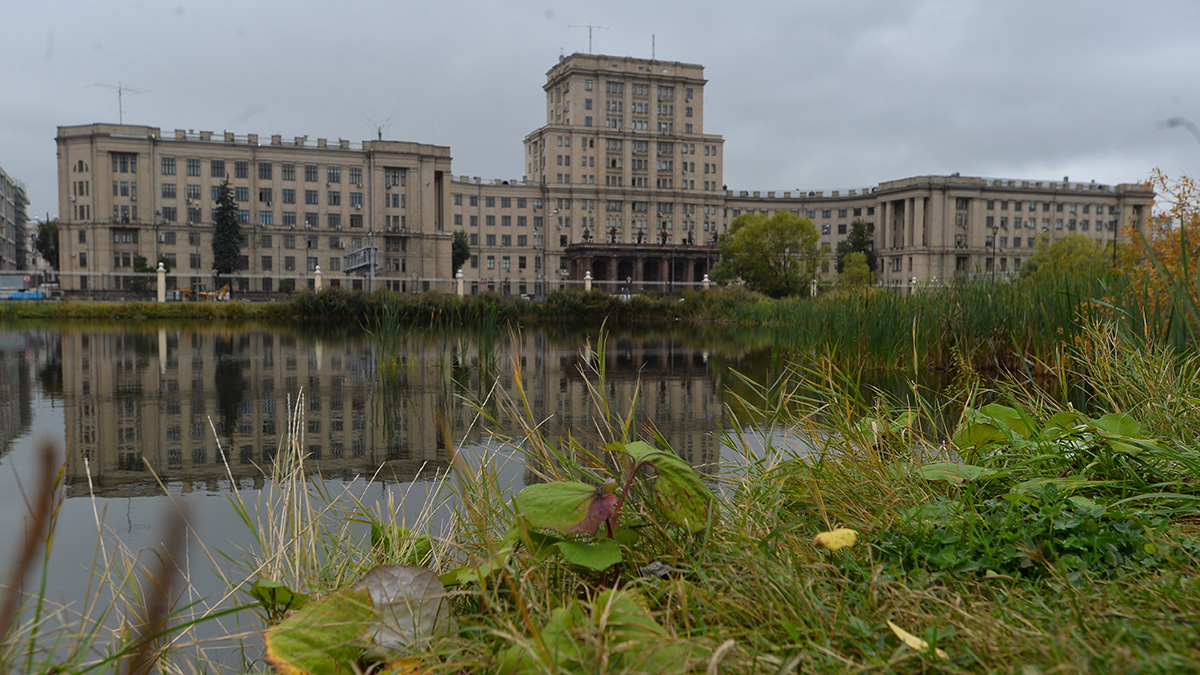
(3, 0, 1199, 220)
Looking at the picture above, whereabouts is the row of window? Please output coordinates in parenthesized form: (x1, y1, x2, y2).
(985, 216, 1118, 231)
(986, 199, 1117, 214)
(453, 214, 534, 228)
(156, 156, 403, 186)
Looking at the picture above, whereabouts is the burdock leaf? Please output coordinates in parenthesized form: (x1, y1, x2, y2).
(554, 539, 623, 571)
(622, 441, 714, 533)
(978, 403, 1032, 438)
(914, 462, 997, 484)
(1092, 413, 1142, 437)
(514, 481, 617, 535)
(369, 524, 434, 566)
(264, 589, 373, 675)
(350, 565, 453, 656)
(250, 579, 309, 613)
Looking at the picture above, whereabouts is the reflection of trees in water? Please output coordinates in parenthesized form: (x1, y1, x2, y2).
(37, 340, 63, 398)
(213, 334, 245, 435)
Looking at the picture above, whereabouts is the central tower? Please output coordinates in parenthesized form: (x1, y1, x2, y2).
(523, 53, 726, 249)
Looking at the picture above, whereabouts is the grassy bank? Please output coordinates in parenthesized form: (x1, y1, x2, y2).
(8, 259, 1195, 374)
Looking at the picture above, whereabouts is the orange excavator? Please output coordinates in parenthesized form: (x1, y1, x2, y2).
(179, 284, 230, 301)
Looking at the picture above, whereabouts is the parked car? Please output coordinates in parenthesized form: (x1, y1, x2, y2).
(7, 289, 48, 300)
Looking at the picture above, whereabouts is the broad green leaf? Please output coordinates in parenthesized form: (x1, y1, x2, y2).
(1010, 476, 1105, 495)
(1090, 413, 1157, 456)
(370, 524, 434, 566)
(908, 500, 962, 523)
(852, 410, 916, 446)
(350, 565, 453, 657)
(439, 531, 518, 586)
(555, 539, 623, 571)
(952, 421, 1006, 449)
(497, 605, 585, 674)
(264, 589, 373, 675)
(497, 589, 686, 674)
(520, 528, 566, 561)
(594, 589, 688, 671)
(1092, 413, 1142, 437)
(913, 462, 996, 484)
(1067, 496, 1103, 513)
(1043, 411, 1082, 432)
(622, 441, 714, 533)
(514, 481, 618, 535)
(250, 579, 309, 613)
(978, 403, 1032, 438)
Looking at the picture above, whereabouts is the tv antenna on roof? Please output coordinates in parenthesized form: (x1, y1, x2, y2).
(353, 102, 404, 141)
(92, 82, 146, 124)
(569, 23, 609, 54)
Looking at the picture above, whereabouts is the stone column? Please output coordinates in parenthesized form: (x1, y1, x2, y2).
(314, 266, 323, 290)
(584, 271, 592, 292)
(881, 201, 891, 251)
(156, 263, 166, 303)
(913, 196, 926, 247)
(456, 268, 464, 297)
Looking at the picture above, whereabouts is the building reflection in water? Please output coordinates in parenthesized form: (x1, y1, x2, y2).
(60, 327, 732, 498)
(0, 330, 41, 462)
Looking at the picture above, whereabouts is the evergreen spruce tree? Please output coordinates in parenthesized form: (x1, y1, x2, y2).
(452, 230, 471, 272)
(835, 219, 877, 274)
(212, 179, 241, 286)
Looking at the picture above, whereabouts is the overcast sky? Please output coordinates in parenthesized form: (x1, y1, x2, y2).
(4, 0, 1200, 221)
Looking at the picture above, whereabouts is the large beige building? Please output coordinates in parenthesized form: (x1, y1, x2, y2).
(56, 126, 453, 295)
(55, 53, 1153, 296)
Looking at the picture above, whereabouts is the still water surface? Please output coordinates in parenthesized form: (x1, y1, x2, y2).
(1, 320, 797, 662)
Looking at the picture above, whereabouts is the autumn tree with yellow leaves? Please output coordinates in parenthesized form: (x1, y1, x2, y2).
(1119, 169, 1200, 345)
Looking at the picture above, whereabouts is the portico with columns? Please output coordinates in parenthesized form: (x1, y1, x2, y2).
(562, 242, 718, 292)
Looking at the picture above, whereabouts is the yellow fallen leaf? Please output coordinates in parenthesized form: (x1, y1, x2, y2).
(387, 658, 429, 674)
(887, 619, 948, 659)
(812, 528, 858, 551)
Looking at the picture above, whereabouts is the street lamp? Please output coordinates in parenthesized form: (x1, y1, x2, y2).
(536, 208, 559, 301)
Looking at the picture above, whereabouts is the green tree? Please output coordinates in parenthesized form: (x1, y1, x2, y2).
(212, 179, 241, 283)
(838, 251, 873, 290)
(452, 230, 471, 272)
(835, 219, 876, 274)
(130, 254, 153, 294)
(1020, 233, 1111, 281)
(130, 254, 171, 295)
(35, 220, 59, 271)
(711, 211, 820, 298)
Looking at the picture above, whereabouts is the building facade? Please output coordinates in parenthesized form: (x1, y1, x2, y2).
(56, 53, 1153, 296)
(55, 126, 453, 295)
(0, 164, 29, 271)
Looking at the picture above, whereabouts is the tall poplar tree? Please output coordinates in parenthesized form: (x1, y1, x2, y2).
(212, 179, 241, 283)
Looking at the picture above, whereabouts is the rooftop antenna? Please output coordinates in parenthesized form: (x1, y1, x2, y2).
(569, 23, 609, 54)
(92, 82, 146, 124)
(652, 34, 656, 60)
(352, 102, 404, 141)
